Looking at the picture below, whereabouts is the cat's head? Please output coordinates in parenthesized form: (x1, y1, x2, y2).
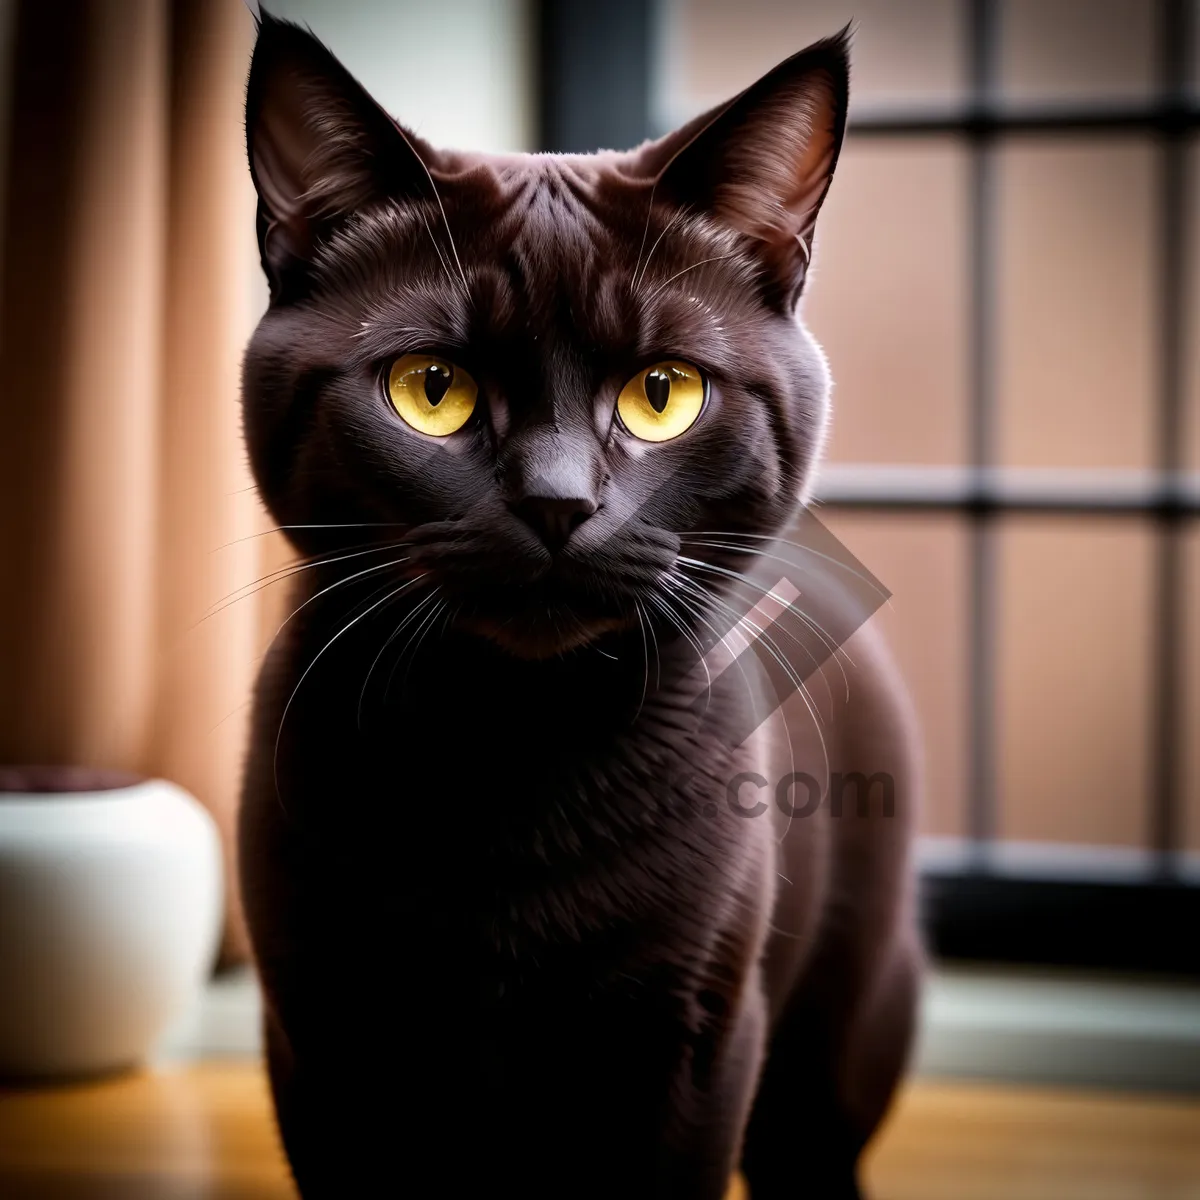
(243, 13, 848, 658)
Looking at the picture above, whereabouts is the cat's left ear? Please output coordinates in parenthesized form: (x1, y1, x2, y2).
(632, 27, 850, 309)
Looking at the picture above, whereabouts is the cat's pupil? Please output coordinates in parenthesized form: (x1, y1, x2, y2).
(424, 363, 453, 406)
(645, 370, 671, 414)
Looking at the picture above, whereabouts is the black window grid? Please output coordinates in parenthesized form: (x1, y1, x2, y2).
(537, 0, 1200, 973)
(826, 0, 1198, 885)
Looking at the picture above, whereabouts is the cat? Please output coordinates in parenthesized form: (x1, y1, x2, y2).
(238, 13, 922, 1200)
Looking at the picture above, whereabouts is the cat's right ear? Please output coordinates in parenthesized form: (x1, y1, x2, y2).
(245, 12, 439, 299)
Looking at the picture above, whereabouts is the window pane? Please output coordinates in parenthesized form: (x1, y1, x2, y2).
(656, 0, 966, 130)
(820, 512, 969, 838)
(1185, 523, 1200, 853)
(997, 0, 1158, 105)
(808, 139, 969, 465)
(996, 518, 1154, 848)
(995, 137, 1157, 469)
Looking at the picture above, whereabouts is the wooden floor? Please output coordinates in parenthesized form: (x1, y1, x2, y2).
(0, 1063, 1198, 1198)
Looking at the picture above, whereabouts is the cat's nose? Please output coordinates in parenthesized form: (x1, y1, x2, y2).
(512, 496, 596, 552)
(500, 425, 602, 552)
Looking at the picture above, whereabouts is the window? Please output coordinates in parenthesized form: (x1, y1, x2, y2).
(539, 0, 1200, 972)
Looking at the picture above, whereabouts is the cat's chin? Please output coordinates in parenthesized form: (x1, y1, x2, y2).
(460, 612, 632, 660)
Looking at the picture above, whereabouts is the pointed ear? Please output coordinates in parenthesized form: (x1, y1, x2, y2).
(632, 27, 850, 308)
(245, 13, 441, 299)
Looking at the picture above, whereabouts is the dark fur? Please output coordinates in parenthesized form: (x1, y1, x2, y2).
(239, 15, 921, 1198)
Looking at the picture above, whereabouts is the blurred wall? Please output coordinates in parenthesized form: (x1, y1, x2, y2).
(267, 0, 535, 152)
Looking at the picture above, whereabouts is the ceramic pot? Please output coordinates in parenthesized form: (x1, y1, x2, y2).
(0, 767, 223, 1080)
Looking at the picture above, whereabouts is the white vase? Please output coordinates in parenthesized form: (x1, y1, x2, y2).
(0, 773, 224, 1080)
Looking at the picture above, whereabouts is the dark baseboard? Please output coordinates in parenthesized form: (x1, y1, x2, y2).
(921, 870, 1200, 977)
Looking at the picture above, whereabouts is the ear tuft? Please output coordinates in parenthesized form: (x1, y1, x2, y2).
(634, 26, 851, 308)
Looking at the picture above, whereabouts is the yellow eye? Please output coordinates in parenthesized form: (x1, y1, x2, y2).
(387, 354, 477, 436)
(616, 360, 706, 443)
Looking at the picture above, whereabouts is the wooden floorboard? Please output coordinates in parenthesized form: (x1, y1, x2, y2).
(0, 1063, 1198, 1198)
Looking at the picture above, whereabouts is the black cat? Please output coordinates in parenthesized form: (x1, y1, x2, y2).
(239, 14, 921, 1199)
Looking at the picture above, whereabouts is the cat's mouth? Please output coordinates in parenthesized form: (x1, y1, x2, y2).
(460, 608, 631, 658)
(454, 584, 637, 659)
(407, 519, 672, 658)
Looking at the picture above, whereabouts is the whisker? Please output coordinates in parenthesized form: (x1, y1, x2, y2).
(257, 554, 415, 678)
(377, 590, 443, 702)
(669, 576, 810, 844)
(664, 572, 749, 663)
(661, 570, 800, 829)
(384, 590, 446, 701)
(679, 544, 854, 654)
(660, 573, 759, 718)
(273, 573, 430, 807)
(671, 570, 828, 791)
(643, 252, 739, 304)
(631, 182, 658, 290)
(200, 542, 405, 625)
(208, 697, 253, 736)
(716, 578, 845, 711)
(644, 597, 662, 690)
(684, 582, 817, 722)
(677, 553, 851, 700)
(211, 522, 408, 553)
(675, 559, 837, 714)
(683, 537, 876, 637)
(681, 530, 889, 599)
(645, 591, 711, 717)
(408, 597, 448, 678)
(356, 580, 439, 728)
(417, 205, 465, 301)
(635, 209, 683, 295)
(415, 163, 470, 300)
(632, 599, 651, 723)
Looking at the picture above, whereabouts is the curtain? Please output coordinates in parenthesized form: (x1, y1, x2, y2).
(0, 0, 287, 963)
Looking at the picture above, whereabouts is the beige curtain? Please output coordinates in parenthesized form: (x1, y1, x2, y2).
(0, 0, 288, 963)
